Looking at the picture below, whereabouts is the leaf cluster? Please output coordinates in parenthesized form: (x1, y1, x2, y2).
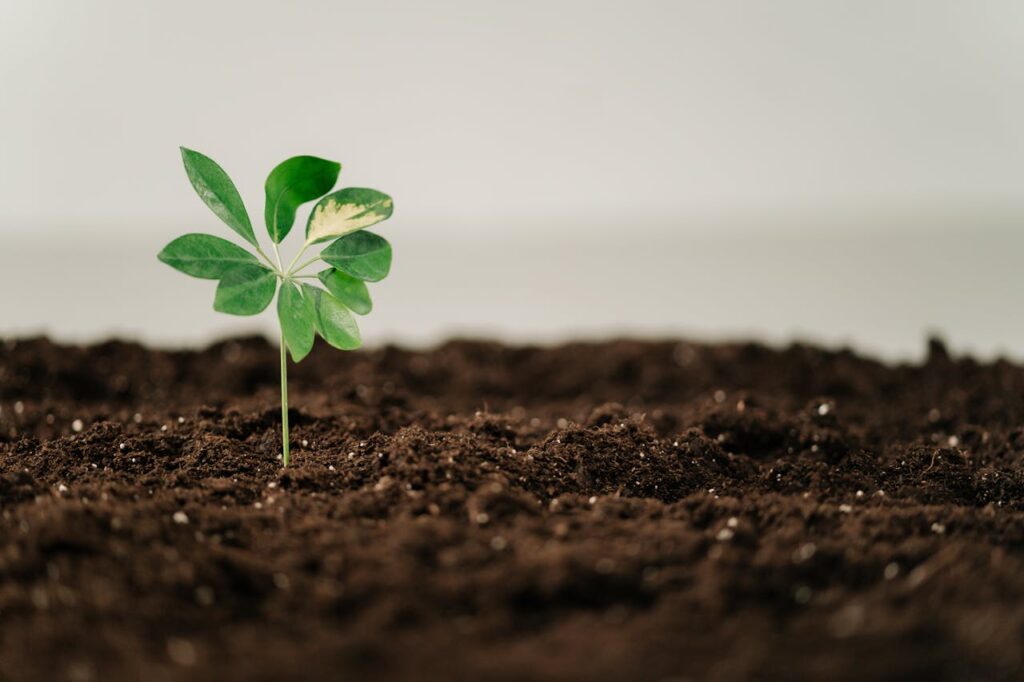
(159, 148, 394, 361)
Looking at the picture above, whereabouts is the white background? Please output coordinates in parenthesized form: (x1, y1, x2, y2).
(2, 1, 1023, 359)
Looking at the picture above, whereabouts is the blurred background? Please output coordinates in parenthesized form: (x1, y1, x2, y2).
(2, 0, 1022, 360)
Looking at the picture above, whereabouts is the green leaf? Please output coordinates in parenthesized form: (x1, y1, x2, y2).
(306, 187, 393, 244)
(158, 233, 260, 279)
(264, 156, 341, 244)
(321, 231, 392, 282)
(213, 265, 277, 315)
(304, 285, 362, 351)
(180, 147, 257, 247)
(317, 268, 372, 315)
(278, 281, 316, 362)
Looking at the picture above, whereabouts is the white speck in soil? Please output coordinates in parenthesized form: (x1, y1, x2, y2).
(716, 528, 735, 542)
(713, 390, 726, 403)
(160, 425, 168, 432)
(57, 484, 68, 493)
(931, 522, 946, 534)
(556, 418, 568, 428)
(947, 435, 960, 447)
(166, 638, 197, 667)
(726, 517, 738, 528)
(272, 573, 290, 590)
(328, 465, 336, 471)
(490, 536, 507, 551)
(267, 482, 277, 489)
(71, 419, 83, 433)
(473, 512, 490, 525)
(883, 562, 900, 580)
(118, 443, 126, 451)
(736, 400, 746, 413)
(172, 511, 189, 525)
(253, 502, 263, 510)
(817, 403, 831, 416)
(301, 439, 308, 447)
(855, 490, 864, 498)
(588, 496, 598, 504)
(133, 413, 143, 423)
(13, 401, 24, 415)
(794, 543, 816, 562)
(838, 504, 853, 513)
(177, 417, 185, 424)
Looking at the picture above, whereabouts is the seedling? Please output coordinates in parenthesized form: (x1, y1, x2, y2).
(159, 148, 394, 465)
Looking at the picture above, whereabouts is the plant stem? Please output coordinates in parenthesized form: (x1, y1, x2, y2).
(290, 255, 323, 276)
(272, 243, 285, 272)
(285, 240, 313, 275)
(279, 330, 290, 467)
(254, 245, 278, 271)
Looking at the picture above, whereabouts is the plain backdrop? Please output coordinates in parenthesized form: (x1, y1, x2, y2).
(2, 0, 1023, 360)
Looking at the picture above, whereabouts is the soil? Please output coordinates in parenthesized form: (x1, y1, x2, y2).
(1, 336, 1024, 681)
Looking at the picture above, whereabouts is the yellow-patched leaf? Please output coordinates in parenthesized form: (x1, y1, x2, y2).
(306, 188, 393, 244)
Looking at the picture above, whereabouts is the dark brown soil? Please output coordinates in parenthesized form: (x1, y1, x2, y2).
(2, 336, 1024, 681)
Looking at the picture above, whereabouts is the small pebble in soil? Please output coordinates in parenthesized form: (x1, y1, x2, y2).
(194, 586, 215, 606)
(716, 528, 734, 542)
(931, 522, 946, 534)
(177, 417, 185, 424)
(883, 562, 900, 580)
(118, 443, 126, 451)
(14, 401, 24, 415)
(71, 419, 83, 433)
(160, 425, 168, 432)
(57, 484, 68, 493)
(132, 413, 142, 423)
(556, 418, 568, 428)
(794, 543, 816, 562)
(817, 403, 831, 416)
(328, 465, 336, 471)
(172, 511, 189, 525)
(490, 536, 507, 551)
(856, 490, 864, 498)
(829, 603, 867, 638)
(473, 512, 489, 525)
(301, 439, 308, 447)
(166, 638, 197, 667)
(947, 435, 959, 447)
(838, 504, 853, 513)
(713, 390, 726, 403)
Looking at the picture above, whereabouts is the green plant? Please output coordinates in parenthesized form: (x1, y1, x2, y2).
(159, 148, 394, 466)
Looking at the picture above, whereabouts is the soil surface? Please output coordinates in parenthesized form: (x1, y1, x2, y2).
(1, 336, 1024, 681)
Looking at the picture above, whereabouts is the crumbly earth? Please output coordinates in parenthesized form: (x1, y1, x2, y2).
(1, 336, 1023, 682)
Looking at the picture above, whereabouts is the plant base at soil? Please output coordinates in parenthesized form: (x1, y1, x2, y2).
(1, 336, 1023, 681)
